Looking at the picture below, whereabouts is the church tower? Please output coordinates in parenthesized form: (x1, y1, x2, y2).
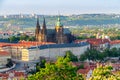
(41, 17, 47, 42)
(35, 18, 41, 41)
(35, 17, 47, 42)
(55, 16, 64, 44)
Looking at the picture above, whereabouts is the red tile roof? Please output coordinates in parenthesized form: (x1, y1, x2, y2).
(77, 68, 90, 74)
(0, 51, 10, 56)
(0, 41, 55, 48)
(14, 72, 25, 77)
(72, 62, 96, 70)
(74, 40, 87, 43)
(0, 71, 26, 79)
(0, 43, 11, 47)
(110, 40, 120, 45)
(0, 73, 9, 78)
(72, 62, 90, 68)
(87, 38, 110, 46)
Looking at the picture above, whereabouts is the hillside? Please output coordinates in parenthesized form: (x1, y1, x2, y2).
(0, 14, 120, 31)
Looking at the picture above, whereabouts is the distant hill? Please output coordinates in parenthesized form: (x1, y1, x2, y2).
(0, 14, 120, 29)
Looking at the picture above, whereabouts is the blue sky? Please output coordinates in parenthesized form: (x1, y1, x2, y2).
(0, 0, 120, 15)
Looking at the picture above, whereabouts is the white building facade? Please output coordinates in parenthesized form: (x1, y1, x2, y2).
(21, 42, 90, 61)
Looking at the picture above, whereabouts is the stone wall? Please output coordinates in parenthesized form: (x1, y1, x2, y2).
(27, 44, 90, 61)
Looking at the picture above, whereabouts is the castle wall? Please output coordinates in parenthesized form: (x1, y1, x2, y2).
(24, 44, 90, 61)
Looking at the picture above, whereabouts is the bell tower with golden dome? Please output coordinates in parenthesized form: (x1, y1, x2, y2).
(55, 16, 64, 44)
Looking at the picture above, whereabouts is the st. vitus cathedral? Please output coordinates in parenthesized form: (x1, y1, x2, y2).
(35, 16, 75, 44)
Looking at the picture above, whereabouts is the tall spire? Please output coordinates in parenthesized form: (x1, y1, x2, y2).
(36, 17, 40, 30)
(35, 17, 41, 41)
(42, 17, 47, 42)
(42, 17, 46, 30)
(42, 17, 47, 34)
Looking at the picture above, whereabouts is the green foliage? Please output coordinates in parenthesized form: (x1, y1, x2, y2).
(78, 64, 84, 69)
(64, 51, 78, 62)
(20, 35, 29, 40)
(76, 36, 96, 40)
(9, 36, 20, 42)
(28, 57, 84, 80)
(40, 59, 46, 68)
(79, 48, 120, 61)
(6, 59, 13, 68)
(79, 54, 87, 61)
(89, 65, 120, 80)
(28, 36, 36, 41)
(9, 35, 35, 42)
(36, 59, 46, 72)
(79, 49, 101, 61)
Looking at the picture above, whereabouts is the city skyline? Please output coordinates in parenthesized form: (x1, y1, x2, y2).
(0, 0, 120, 15)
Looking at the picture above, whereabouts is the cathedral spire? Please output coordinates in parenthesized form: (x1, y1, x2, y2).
(35, 17, 41, 41)
(42, 17, 47, 42)
(36, 17, 40, 30)
(42, 17, 46, 30)
(42, 17, 47, 34)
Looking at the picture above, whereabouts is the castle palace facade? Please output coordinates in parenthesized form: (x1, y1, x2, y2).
(35, 16, 75, 44)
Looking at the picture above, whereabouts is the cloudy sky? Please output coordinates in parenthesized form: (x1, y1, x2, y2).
(0, 0, 120, 15)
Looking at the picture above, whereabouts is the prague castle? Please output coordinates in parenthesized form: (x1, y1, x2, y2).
(35, 16, 75, 44)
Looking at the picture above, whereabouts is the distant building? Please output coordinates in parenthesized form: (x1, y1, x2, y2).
(21, 42, 90, 61)
(0, 41, 89, 62)
(74, 38, 110, 51)
(87, 38, 110, 51)
(0, 71, 26, 80)
(35, 16, 75, 44)
(0, 51, 11, 67)
(110, 40, 120, 49)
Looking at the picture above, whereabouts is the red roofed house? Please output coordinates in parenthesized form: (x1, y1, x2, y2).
(110, 40, 120, 49)
(72, 62, 96, 79)
(87, 38, 110, 51)
(0, 71, 26, 80)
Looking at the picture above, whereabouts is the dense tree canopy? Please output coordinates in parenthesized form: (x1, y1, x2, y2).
(28, 57, 84, 80)
(9, 35, 35, 42)
(89, 65, 120, 80)
(79, 48, 120, 61)
(64, 51, 78, 62)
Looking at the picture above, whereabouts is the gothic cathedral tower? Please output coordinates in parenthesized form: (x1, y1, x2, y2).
(41, 17, 47, 42)
(35, 17, 47, 42)
(35, 18, 41, 41)
(55, 16, 64, 44)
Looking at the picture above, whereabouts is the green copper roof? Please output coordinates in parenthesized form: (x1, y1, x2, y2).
(56, 16, 63, 27)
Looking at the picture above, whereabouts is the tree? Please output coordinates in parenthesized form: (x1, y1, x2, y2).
(89, 65, 120, 80)
(20, 35, 29, 41)
(79, 49, 101, 61)
(28, 36, 36, 41)
(6, 59, 13, 68)
(64, 51, 78, 62)
(36, 59, 46, 72)
(79, 54, 87, 61)
(28, 57, 84, 80)
(9, 36, 20, 42)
